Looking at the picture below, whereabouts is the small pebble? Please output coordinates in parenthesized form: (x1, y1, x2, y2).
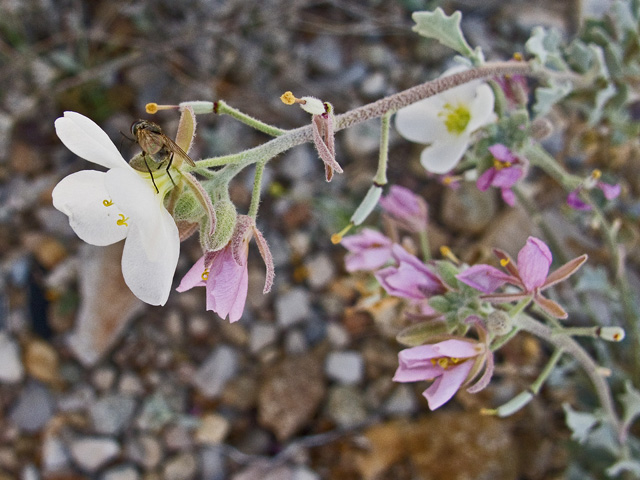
(192, 345, 239, 398)
(9, 381, 55, 433)
(195, 414, 230, 445)
(69, 437, 120, 473)
(163, 453, 198, 480)
(0, 333, 24, 383)
(275, 288, 311, 328)
(325, 351, 364, 385)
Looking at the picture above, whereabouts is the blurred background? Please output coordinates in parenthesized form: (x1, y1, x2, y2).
(0, 0, 615, 479)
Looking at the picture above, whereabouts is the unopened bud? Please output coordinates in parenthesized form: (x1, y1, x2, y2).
(486, 311, 513, 336)
(489, 390, 534, 417)
(530, 117, 554, 140)
(179, 101, 215, 114)
(597, 326, 625, 342)
(350, 185, 382, 226)
(300, 96, 326, 115)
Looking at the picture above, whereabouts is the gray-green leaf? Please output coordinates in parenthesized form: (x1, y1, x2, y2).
(412, 8, 474, 58)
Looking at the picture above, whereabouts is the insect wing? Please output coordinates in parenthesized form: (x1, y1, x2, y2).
(137, 129, 167, 156)
(162, 135, 196, 167)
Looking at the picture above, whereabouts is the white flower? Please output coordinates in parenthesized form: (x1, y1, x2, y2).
(52, 111, 180, 306)
(395, 67, 496, 174)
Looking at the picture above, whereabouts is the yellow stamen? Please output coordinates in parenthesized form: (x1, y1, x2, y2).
(331, 223, 354, 245)
(591, 169, 602, 180)
(145, 103, 179, 114)
(201, 269, 210, 281)
(102, 199, 114, 207)
(280, 91, 297, 105)
(513, 52, 523, 61)
(480, 408, 498, 416)
(440, 246, 460, 264)
(500, 258, 510, 267)
(439, 103, 471, 135)
(437, 358, 449, 369)
(116, 214, 129, 227)
(493, 159, 512, 170)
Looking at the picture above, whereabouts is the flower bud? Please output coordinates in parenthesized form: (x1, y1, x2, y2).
(485, 390, 533, 417)
(530, 117, 553, 140)
(597, 326, 625, 342)
(201, 199, 237, 252)
(179, 101, 215, 114)
(396, 320, 450, 347)
(300, 96, 326, 115)
(486, 311, 513, 336)
(350, 185, 382, 226)
(173, 189, 203, 222)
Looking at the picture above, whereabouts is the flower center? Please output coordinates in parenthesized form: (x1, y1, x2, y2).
(492, 158, 512, 170)
(432, 356, 464, 370)
(440, 103, 471, 135)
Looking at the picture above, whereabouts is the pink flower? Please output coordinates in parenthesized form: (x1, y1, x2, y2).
(379, 185, 428, 232)
(494, 74, 529, 107)
(375, 244, 446, 300)
(476, 144, 526, 206)
(393, 317, 494, 410)
(567, 181, 621, 211)
(341, 228, 393, 272)
(456, 236, 587, 318)
(177, 216, 274, 322)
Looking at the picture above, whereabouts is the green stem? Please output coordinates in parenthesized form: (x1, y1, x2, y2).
(418, 230, 431, 262)
(216, 100, 287, 137)
(531, 348, 564, 394)
(374, 112, 391, 186)
(513, 313, 622, 439)
(248, 160, 266, 220)
(522, 143, 581, 192)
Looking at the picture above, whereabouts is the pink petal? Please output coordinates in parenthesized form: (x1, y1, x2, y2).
(423, 360, 474, 410)
(500, 188, 516, 206)
(488, 143, 516, 163)
(466, 350, 494, 393)
(393, 362, 442, 382)
(253, 225, 275, 294)
(456, 264, 511, 293)
(598, 182, 621, 200)
(176, 256, 207, 292)
(567, 190, 591, 211)
(517, 237, 552, 291)
(492, 166, 523, 189)
(206, 246, 248, 322)
(476, 168, 495, 191)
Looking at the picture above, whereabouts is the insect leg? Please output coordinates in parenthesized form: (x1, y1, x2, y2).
(165, 152, 176, 187)
(143, 154, 160, 193)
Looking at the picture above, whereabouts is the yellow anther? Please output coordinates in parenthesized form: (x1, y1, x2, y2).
(280, 91, 297, 105)
(500, 258, 510, 267)
(443, 176, 454, 185)
(513, 52, 523, 61)
(480, 408, 498, 416)
(450, 357, 461, 364)
(440, 246, 460, 264)
(201, 269, 210, 281)
(493, 159, 512, 170)
(439, 103, 471, 135)
(102, 199, 114, 207)
(591, 169, 602, 180)
(331, 223, 354, 245)
(116, 214, 129, 227)
(437, 358, 449, 369)
(145, 103, 179, 114)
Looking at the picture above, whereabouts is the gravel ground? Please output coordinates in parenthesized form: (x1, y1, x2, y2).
(0, 1, 613, 479)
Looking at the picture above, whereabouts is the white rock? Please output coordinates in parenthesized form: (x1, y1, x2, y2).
(101, 464, 140, 480)
(9, 381, 55, 432)
(125, 434, 163, 469)
(196, 413, 230, 445)
(0, 332, 24, 383)
(69, 437, 120, 473)
(42, 435, 69, 473)
(293, 466, 321, 480)
(325, 351, 364, 385)
(326, 322, 350, 349)
(249, 323, 278, 354)
(90, 394, 136, 435)
(192, 345, 238, 398)
(163, 453, 197, 480)
(383, 385, 418, 415)
(275, 288, 311, 328)
(305, 254, 335, 290)
(284, 329, 307, 354)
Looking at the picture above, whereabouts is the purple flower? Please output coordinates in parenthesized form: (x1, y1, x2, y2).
(567, 181, 621, 211)
(456, 236, 587, 319)
(379, 185, 428, 232)
(494, 74, 528, 107)
(375, 244, 446, 300)
(341, 228, 393, 272)
(476, 144, 526, 206)
(177, 216, 274, 322)
(393, 317, 494, 410)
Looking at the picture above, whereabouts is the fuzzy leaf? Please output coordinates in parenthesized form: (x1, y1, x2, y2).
(396, 320, 449, 347)
(606, 460, 640, 477)
(620, 380, 640, 431)
(525, 27, 567, 71)
(412, 8, 474, 57)
(533, 80, 573, 116)
(563, 403, 598, 444)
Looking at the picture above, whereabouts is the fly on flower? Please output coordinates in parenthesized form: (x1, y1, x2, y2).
(130, 119, 196, 192)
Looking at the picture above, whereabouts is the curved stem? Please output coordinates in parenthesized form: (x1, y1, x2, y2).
(193, 61, 536, 173)
(513, 313, 622, 439)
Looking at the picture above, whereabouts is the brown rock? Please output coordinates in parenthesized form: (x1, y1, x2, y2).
(258, 352, 325, 440)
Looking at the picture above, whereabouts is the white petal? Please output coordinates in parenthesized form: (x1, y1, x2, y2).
(420, 135, 470, 174)
(395, 97, 447, 144)
(104, 167, 168, 261)
(52, 170, 128, 246)
(55, 112, 128, 170)
(121, 214, 179, 306)
(466, 84, 496, 133)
